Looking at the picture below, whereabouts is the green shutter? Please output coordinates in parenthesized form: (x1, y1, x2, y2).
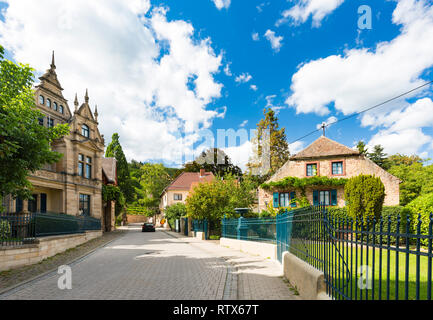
(273, 192, 279, 208)
(290, 192, 297, 207)
(313, 190, 319, 206)
(331, 189, 338, 206)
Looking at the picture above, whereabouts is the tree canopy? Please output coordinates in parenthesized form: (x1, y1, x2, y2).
(178, 148, 242, 178)
(0, 45, 69, 201)
(247, 108, 290, 177)
(105, 133, 134, 215)
(186, 174, 255, 221)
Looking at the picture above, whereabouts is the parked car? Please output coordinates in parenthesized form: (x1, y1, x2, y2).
(142, 223, 156, 232)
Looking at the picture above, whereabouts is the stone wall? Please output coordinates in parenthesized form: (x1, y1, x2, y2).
(126, 214, 149, 224)
(0, 231, 102, 272)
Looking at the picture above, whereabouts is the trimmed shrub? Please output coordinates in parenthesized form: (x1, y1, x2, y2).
(165, 203, 187, 230)
(405, 193, 433, 246)
(327, 206, 408, 245)
(344, 175, 385, 222)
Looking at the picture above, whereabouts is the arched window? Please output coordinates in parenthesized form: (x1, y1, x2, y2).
(46, 98, 51, 108)
(39, 95, 45, 105)
(82, 124, 90, 138)
(53, 102, 58, 111)
(59, 105, 64, 114)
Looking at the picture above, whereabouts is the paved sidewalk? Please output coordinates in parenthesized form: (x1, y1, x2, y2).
(163, 231, 300, 300)
(0, 230, 127, 291)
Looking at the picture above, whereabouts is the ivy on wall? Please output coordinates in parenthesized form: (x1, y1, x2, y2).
(102, 185, 125, 207)
(260, 176, 348, 193)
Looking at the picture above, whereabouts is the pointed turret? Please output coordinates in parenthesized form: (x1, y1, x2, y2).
(50, 51, 56, 70)
(74, 93, 79, 112)
(94, 105, 99, 122)
(85, 89, 89, 104)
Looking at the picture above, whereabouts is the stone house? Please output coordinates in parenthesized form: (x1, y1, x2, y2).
(258, 136, 401, 211)
(1, 52, 115, 231)
(159, 169, 215, 226)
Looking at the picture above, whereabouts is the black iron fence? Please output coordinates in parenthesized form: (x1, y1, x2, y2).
(285, 206, 433, 300)
(0, 212, 102, 246)
(222, 216, 276, 243)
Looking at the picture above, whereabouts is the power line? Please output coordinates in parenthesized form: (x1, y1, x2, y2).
(288, 80, 433, 145)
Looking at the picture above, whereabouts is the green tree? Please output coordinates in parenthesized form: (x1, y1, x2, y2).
(247, 108, 290, 176)
(356, 140, 368, 155)
(0, 45, 69, 203)
(368, 145, 389, 169)
(387, 155, 433, 205)
(344, 175, 385, 222)
(165, 203, 187, 228)
(186, 174, 255, 221)
(105, 133, 134, 215)
(135, 163, 172, 210)
(178, 148, 242, 178)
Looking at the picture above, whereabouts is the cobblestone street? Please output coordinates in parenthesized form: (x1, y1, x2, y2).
(0, 226, 299, 300)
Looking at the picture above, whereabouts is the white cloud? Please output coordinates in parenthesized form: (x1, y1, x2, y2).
(368, 129, 431, 156)
(223, 140, 253, 172)
(277, 0, 345, 27)
(224, 63, 232, 76)
(212, 0, 231, 10)
(286, 0, 433, 156)
(239, 120, 248, 128)
(0, 1, 225, 166)
(287, 0, 433, 117)
(252, 32, 260, 41)
(250, 84, 258, 91)
(235, 72, 252, 83)
(366, 98, 433, 155)
(289, 141, 305, 155)
(316, 116, 338, 130)
(264, 29, 283, 52)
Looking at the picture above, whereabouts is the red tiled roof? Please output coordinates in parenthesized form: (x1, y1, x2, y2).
(291, 136, 360, 160)
(166, 172, 215, 191)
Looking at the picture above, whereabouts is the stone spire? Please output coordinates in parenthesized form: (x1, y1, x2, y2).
(74, 93, 79, 112)
(50, 51, 56, 70)
(94, 105, 99, 122)
(85, 89, 89, 104)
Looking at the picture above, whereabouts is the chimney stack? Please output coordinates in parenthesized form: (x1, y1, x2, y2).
(200, 169, 206, 177)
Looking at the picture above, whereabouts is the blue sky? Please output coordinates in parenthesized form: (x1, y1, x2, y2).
(1, 0, 433, 169)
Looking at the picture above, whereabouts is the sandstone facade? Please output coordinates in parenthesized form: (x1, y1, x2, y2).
(258, 136, 401, 211)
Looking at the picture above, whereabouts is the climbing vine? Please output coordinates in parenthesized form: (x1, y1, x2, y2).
(102, 185, 125, 207)
(261, 176, 348, 194)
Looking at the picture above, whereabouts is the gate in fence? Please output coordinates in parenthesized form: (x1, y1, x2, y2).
(192, 219, 208, 240)
(183, 218, 188, 236)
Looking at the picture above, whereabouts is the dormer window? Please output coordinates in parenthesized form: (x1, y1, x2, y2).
(53, 102, 58, 111)
(82, 124, 90, 138)
(46, 98, 51, 108)
(39, 95, 45, 105)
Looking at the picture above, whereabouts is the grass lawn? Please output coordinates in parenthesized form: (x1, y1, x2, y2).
(290, 239, 432, 300)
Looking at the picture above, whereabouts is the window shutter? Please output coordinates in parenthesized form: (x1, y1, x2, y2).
(313, 190, 319, 206)
(331, 189, 338, 206)
(290, 192, 296, 207)
(273, 192, 279, 208)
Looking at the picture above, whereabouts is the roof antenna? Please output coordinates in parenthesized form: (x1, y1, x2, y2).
(321, 123, 326, 137)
